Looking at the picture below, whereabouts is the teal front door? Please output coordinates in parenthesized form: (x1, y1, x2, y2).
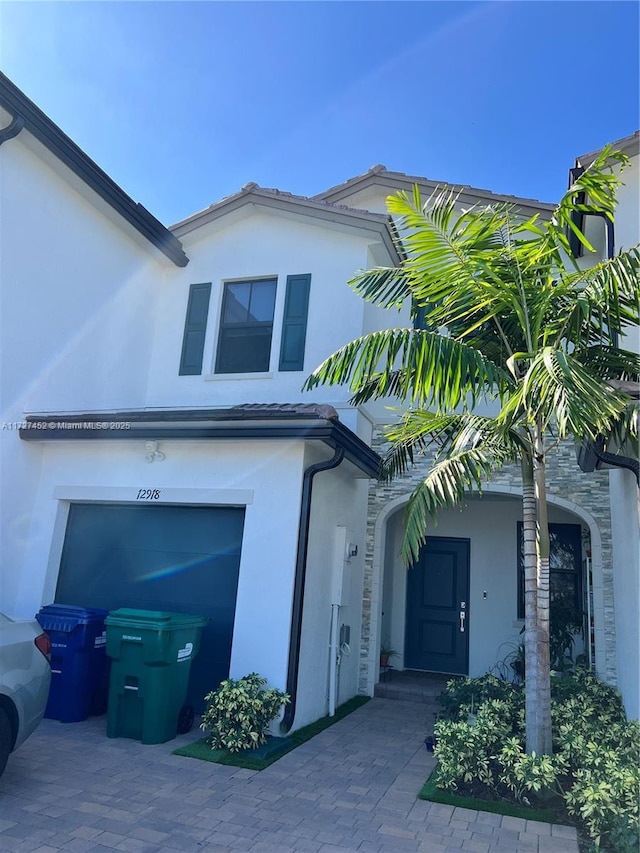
(405, 537, 470, 674)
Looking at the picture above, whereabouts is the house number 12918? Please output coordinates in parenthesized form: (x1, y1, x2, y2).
(136, 489, 161, 500)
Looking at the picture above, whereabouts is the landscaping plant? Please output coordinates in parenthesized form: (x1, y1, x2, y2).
(201, 673, 290, 753)
(432, 672, 639, 851)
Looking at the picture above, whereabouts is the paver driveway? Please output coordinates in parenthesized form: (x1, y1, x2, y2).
(0, 698, 578, 853)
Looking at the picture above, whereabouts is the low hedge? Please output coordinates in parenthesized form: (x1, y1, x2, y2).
(432, 672, 639, 852)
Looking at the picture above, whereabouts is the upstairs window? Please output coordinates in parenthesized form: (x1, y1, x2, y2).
(215, 278, 277, 374)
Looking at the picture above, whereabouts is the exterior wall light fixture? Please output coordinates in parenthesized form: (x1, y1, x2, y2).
(144, 441, 165, 463)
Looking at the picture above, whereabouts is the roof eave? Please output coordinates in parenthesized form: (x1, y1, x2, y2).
(315, 170, 555, 216)
(0, 73, 188, 268)
(575, 131, 640, 169)
(19, 409, 381, 479)
(171, 187, 402, 265)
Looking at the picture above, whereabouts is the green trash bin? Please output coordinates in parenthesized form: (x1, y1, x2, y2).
(105, 609, 207, 744)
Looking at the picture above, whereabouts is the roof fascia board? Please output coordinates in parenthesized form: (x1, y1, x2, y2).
(0, 73, 188, 268)
(575, 131, 640, 169)
(171, 188, 402, 264)
(19, 412, 381, 478)
(316, 171, 555, 216)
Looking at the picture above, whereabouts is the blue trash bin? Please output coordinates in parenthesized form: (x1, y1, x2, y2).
(36, 604, 109, 723)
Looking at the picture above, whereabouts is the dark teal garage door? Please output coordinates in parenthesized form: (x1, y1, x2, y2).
(55, 503, 245, 711)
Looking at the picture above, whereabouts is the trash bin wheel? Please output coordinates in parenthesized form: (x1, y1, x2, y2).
(177, 704, 195, 734)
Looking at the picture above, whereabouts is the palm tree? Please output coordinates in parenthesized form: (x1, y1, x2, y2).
(305, 148, 640, 755)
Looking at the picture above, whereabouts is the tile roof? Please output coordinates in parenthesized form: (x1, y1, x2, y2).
(575, 130, 640, 168)
(170, 183, 403, 264)
(313, 164, 556, 213)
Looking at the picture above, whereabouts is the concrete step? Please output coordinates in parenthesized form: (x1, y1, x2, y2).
(374, 670, 449, 706)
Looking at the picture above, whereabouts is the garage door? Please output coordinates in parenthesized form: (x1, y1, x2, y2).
(56, 503, 245, 712)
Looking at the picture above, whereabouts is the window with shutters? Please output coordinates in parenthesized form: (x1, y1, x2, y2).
(179, 282, 212, 375)
(180, 274, 312, 377)
(215, 278, 277, 374)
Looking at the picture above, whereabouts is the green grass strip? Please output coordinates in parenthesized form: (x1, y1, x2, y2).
(173, 694, 370, 771)
(419, 770, 567, 824)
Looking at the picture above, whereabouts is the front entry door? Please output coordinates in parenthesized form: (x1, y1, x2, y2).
(405, 537, 470, 674)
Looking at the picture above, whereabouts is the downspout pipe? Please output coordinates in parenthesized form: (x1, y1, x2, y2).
(281, 446, 345, 733)
(0, 110, 25, 146)
(593, 436, 639, 487)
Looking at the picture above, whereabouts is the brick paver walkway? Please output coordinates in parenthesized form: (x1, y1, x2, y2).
(0, 698, 579, 852)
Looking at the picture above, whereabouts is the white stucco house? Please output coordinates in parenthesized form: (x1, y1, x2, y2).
(1, 72, 637, 730)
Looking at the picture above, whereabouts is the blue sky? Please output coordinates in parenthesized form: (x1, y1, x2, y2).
(1, 1, 638, 225)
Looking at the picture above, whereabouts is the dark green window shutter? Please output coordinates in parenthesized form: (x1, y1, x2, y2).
(413, 302, 428, 330)
(179, 282, 211, 375)
(279, 274, 311, 371)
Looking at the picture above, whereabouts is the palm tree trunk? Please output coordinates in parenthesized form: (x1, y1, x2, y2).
(521, 453, 542, 754)
(534, 425, 553, 755)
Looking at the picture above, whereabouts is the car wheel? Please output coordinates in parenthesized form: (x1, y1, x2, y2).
(0, 707, 12, 778)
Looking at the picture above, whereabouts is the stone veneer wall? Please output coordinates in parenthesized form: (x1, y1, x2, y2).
(359, 428, 616, 695)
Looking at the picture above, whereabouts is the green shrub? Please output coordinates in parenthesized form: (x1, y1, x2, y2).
(433, 718, 493, 790)
(201, 673, 290, 753)
(439, 674, 523, 721)
(432, 671, 639, 850)
(559, 719, 639, 850)
(551, 671, 626, 735)
(434, 698, 517, 792)
(497, 737, 566, 803)
(550, 673, 639, 847)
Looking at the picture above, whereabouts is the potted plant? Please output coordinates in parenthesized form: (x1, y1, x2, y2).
(379, 641, 397, 668)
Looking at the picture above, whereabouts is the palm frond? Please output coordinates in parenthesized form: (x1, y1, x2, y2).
(400, 434, 517, 565)
(384, 189, 525, 326)
(538, 146, 629, 261)
(381, 410, 529, 482)
(575, 344, 640, 383)
(374, 411, 528, 563)
(349, 266, 412, 309)
(504, 348, 629, 440)
(381, 411, 469, 480)
(304, 328, 511, 409)
(558, 249, 640, 346)
(608, 397, 639, 448)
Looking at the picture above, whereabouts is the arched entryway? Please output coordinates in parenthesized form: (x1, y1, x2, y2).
(363, 486, 604, 697)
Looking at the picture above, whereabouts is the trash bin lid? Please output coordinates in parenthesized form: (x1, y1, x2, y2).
(105, 608, 207, 631)
(38, 604, 109, 619)
(36, 604, 109, 632)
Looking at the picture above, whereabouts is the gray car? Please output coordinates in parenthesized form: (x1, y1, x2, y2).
(0, 613, 51, 777)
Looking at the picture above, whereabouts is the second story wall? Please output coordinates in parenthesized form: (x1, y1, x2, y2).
(146, 208, 397, 428)
(612, 151, 639, 254)
(0, 129, 171, 419)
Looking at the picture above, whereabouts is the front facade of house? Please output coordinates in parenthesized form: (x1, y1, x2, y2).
(315, 172, 623, 704)
(1, 73, 636, 730)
